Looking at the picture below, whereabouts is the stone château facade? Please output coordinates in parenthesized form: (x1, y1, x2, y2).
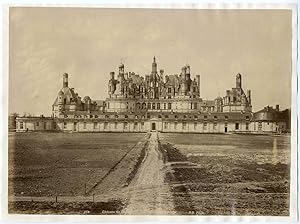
(15, 57, 289, 134)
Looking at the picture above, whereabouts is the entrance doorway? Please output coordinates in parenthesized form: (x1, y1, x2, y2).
(224, 127, 227, 133)
(151, 123, 156, 131)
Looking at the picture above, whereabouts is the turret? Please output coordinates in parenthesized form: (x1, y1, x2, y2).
(119, 63, 124, 75)
(186, 65, 190, 74)
(110, 72, 115, 80)
(236, 73, 242, 89)
(196, 75, 200, 94)
(152, 57, 157, 74)
(247, 90, 251, 104)
(181, 66, 186, 76)
(63, 73, 68, 88)
(159, 69, 164, 81)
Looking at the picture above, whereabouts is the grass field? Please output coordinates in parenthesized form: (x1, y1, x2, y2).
(8, 132, 145, 197)
(159, 133, 290, 215)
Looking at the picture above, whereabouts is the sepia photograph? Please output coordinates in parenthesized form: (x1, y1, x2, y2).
(4, 4, 297, 221)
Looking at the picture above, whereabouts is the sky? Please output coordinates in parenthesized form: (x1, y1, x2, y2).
(9, 7, 292, 116)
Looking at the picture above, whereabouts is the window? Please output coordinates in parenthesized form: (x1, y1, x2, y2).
(36, 122, 39, 127)
(114, 122, 118, 129)
(94, 122, 97, 129)
(105, 115, 109, 118)
(164, 103, 166, 110)
(203, 122, 207, 130)
(204, 115, 207, 119)
(193, 87, 196, 92)
(90, 115, 93, 118)
(246, 123, 249, 130)
(168, 103, 172, 110)
(107, 102, 109, 109)
(64, 98, 67, 104)
(213, 123, 217, 130)
(194, 103, 197, 109)
(246, 116, 249, 119)
(104, 122, 108, 129)
(182, 122, 186, 130)
(158, 115, 162, 118)
(148, 103, 151, 109)
(115, 115, 119, 118)
(190, 103, 193, 109)
(134, 122, 138, 129)
(164, 122, 168, 129)
(73, 122, 77, 131)
(147, 115, 150, 119)
(194, 115, 198, 119)
(20, 122, 24, 129)
(125, 115, 128, 118)
(83, 122, 86, 129)
(141, 122, 144, 129)
(168, 96, 172, 99)
(157, 103, 160, 110)
(124, 122, 128, 129)
(95, 115, 98, 118)
(152, 103, 156, 110)
(183, 115, 187, 119)
(165, 115, 169, 118)
(214, 116, 217, 119)
(64, 122, 67, 129)
(168, 88, 172, 93)
(44, 122, 46, 129)
(194, 122, 197, 129)
(225, 115, 228, 119)
(174, 122, 177, 130)
(175, 115, 178, 119)
(258, 122, 262, 131)
(235, 123, 239, 130)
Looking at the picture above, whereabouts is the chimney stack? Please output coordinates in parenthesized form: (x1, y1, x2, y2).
(276, 104, 280, 111)
(63, 73, 68, 88)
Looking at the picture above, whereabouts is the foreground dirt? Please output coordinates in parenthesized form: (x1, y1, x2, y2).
(123, 132, 174, 215)
(9, 132, 290, 216)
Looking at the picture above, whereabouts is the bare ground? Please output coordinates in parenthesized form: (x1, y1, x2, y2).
(9, 132, 290, 215)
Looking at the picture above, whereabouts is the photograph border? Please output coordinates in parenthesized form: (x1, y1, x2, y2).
(1, 1, 298, 223)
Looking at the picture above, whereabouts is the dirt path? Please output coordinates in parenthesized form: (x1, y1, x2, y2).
(9, 132, 176, 215)
(122, 132, 174, 215)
